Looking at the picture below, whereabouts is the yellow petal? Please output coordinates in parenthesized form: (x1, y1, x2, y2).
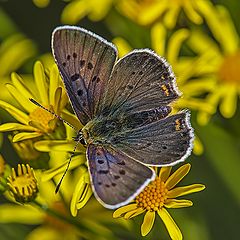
(34, 61, 49, 106)
(0, 204, 44, 224)
(0, 122, 36, 132)
(61, 109, 83, 130)
(196, 1, 222, 42)
(0, 100, 29, 124)
(219, 84, 237, 118)
(61, 0, 88, 24)
(11, 73, 35, 109)
(70, 167, 89, 216)
(139, 1, 167, 25)
(49, 64, 60, 107)
(112, 37, 132, 58)
(12, 132, 42, 142)
(124, 208, 139, 220)
(5, 83, 35, 113)
(34, 140, 84, 152)
(165, 164, 191, 190)
(33, 0, 50, 8)
(168, 184, 205, 198)
(167, 28, 189, 65)
(193, 135, 204, 156)
(113, 203, 138, 218)
(158, 208, 182, 240)
(76, 185, 92, 210)
(151, 22, 166, 56)
(53, 87, 62, 114)
(88, 0, 112, 21)
(215, 5, 239, 54)
(187, 30, 220, 56)
(127, 207, 145, 219)
(183, 2, 202, 24)
(41, 155, 86, 182)
(164, 199, 193, 208)
(0, 34, 37, 77)
(163, 5, 180, 29)
(141, 211, 155, 236)
(180, 78, 216, 95)
(159, 166, 172, 182)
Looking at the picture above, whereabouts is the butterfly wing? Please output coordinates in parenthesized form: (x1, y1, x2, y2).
(101, 49, 180, 116)
(87, 143, 155, 209)
(52, 26, 117, 125)
(98, 49, 193, 166)
(110, 111, 194, 166)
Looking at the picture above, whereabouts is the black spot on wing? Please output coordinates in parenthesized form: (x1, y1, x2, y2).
(71, 73, 80, 81)
(80, 60, 85, 67)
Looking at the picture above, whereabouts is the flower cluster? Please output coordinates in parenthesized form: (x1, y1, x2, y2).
(3, 0, 239, 239)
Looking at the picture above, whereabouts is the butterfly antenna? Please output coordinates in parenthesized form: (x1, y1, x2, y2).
(55, 135, 81, 193)
(29, 98, 76, 131)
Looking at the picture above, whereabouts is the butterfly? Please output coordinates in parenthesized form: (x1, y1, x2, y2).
(51, 26, 194, 209)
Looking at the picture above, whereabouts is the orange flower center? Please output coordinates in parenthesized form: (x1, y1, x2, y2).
(29, 107, 55, 132)
(218, 51, 240, 84)
(135, 178, 168, 211)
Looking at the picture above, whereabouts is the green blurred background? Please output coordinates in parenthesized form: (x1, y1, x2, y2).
(0, 0, 240, 240)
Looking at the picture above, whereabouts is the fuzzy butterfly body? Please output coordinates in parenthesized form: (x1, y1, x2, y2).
(52, 26, 194, 209)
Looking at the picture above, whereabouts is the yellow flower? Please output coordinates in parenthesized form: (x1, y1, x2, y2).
(113, 23, 209, 155)
(117, 0, 212, 28)
(61, 0, 114, 24)
(0, 152, 123, 240)
(0, 61, 69, 142)
(187, 3, 240, 123)
(7, 164, 38, 203)
(113, 164, 205, 239)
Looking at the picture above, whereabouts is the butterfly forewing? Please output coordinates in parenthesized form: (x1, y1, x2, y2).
(87, 144, 155, 208)
(52, 26, 117, 125)
(101, 49, 180, 116)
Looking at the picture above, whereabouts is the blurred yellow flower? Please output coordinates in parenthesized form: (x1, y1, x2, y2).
(61, 0, 114, 24)
(0, 61, 69, 142)
(117, 0, 213, 28)
(113, 23, 210, 154)
(188, 4, 240, 123)
(113, 164, 205, 239)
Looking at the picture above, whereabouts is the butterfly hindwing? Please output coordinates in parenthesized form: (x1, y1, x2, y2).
(52, 26, 117, 125)
(111, 111, 194, 166)
(87, 144, 155, 208)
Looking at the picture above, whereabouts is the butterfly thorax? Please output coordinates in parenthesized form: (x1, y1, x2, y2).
(81, 116, 125, 145)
